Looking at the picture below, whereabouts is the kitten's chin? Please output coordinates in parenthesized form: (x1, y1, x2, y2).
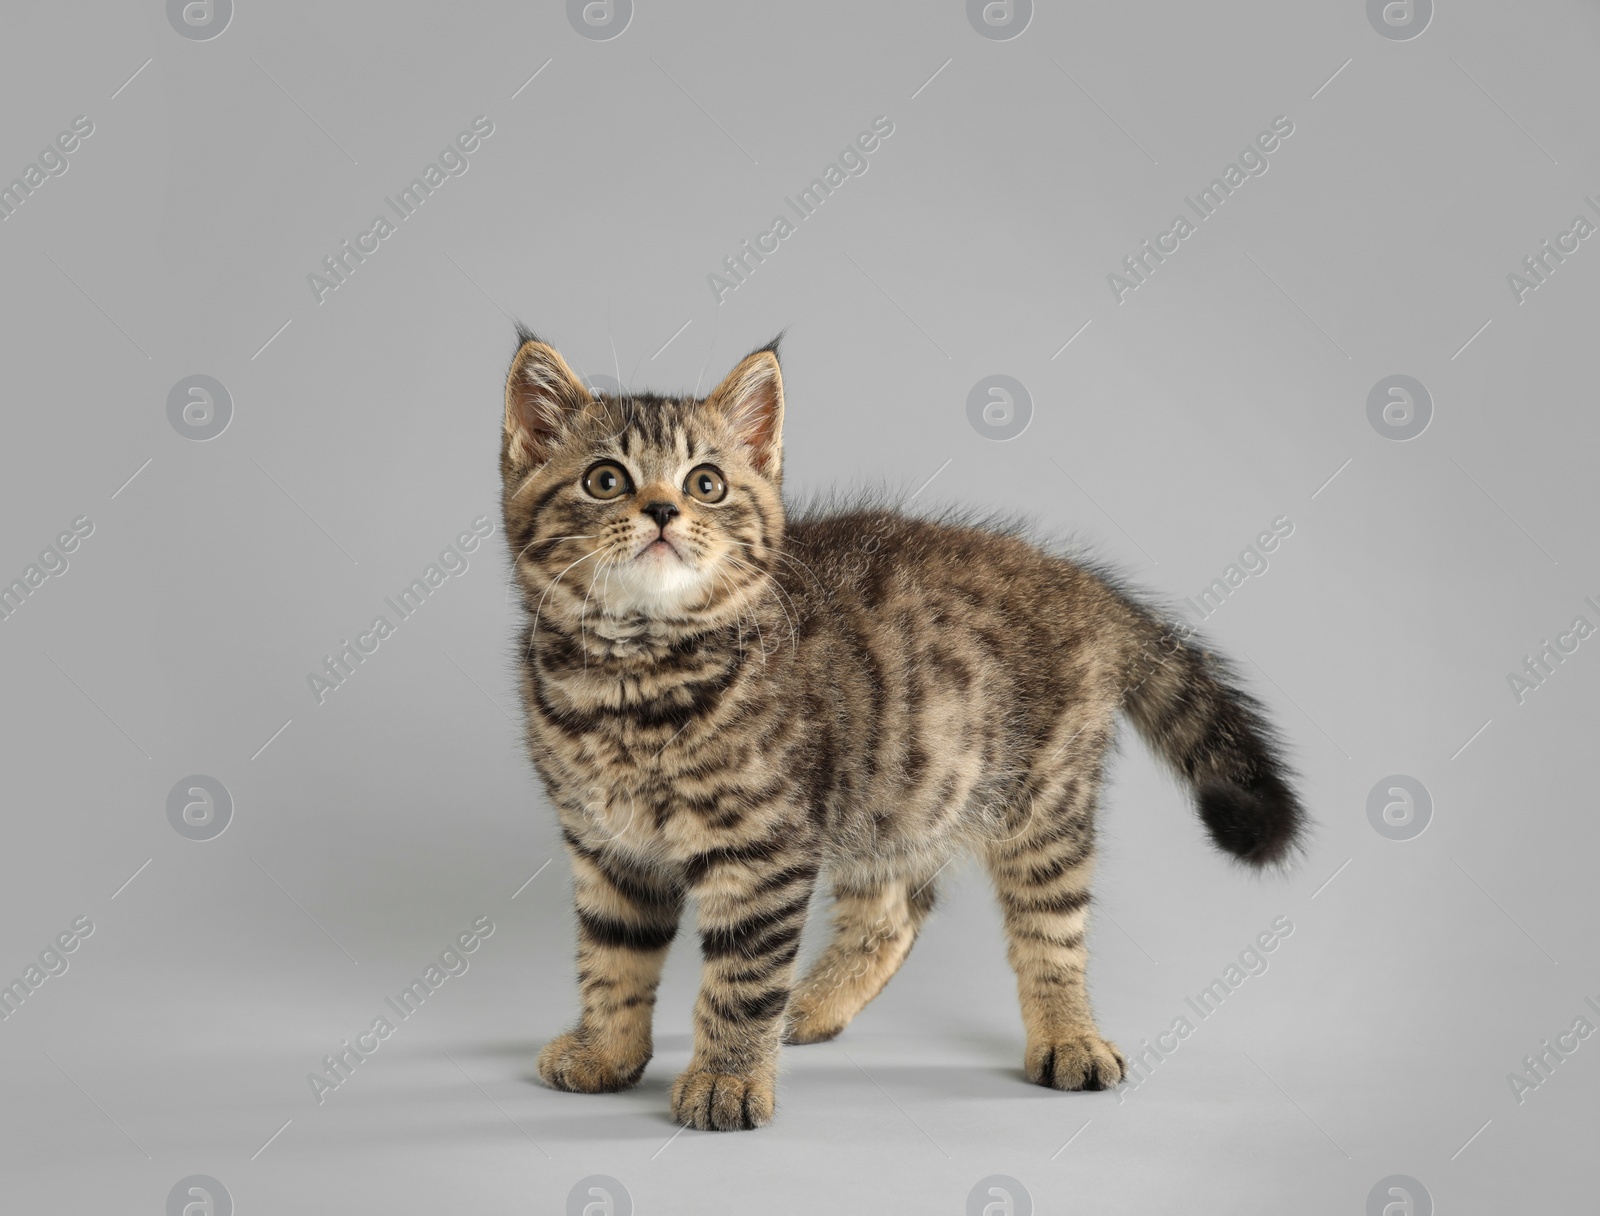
(600, 553, 713, 618)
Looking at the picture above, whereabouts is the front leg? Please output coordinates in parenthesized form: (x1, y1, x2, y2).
(671, 830, 818, 1130)
(538, 832, 684, 1093)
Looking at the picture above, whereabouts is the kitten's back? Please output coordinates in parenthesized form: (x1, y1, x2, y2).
(781, 506, 1304, 865)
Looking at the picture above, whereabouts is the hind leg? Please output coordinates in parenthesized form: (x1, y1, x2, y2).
(984, 774, 1126, 1090)
(784, 868, 940, 1044)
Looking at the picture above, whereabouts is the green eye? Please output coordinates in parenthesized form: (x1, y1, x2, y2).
(684, 464, 727, 503)
(582, 461, 631, 500)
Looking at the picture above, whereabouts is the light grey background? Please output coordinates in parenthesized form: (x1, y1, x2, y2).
(1, 1, 1594, 1212)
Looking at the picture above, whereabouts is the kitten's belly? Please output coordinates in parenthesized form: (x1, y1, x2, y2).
(545, 672, 1018, 870)
(815, 602, 1056, 861)
(834, 729, 999, 861)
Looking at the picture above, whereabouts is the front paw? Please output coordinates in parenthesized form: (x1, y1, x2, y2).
(536, 1030, 649, 1093)
(670, 1066, 775, 1130)
(1025, 1032, 1127, 1091)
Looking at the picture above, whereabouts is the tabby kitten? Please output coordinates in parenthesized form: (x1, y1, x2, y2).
(501, 329, 1303, 1131)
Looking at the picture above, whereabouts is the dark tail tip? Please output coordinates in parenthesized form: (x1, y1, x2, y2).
(1196, 775, 1305, 867)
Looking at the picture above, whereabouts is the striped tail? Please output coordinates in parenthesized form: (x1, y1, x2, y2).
(1118, 608, 1306, 866)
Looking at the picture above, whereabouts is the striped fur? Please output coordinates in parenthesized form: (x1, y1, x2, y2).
(502, 332, 1305, 1129)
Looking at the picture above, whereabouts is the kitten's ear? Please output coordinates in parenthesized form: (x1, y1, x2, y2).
(504, 333, 592, 470)
(706, 342, 784, 474)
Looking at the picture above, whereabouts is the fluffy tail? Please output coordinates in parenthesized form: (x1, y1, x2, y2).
(1117, 606, 1306, 866)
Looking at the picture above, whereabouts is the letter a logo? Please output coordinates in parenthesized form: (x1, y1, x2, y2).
(967, 1174, 1033, 1216)
(566, 1175, 632, 1216)
(165, 1175, 233, 1216)
(1365, 1175, 1432, 1216)
(982, 1187, 1016, 1216)
(1382, 1187, 1414, 1216)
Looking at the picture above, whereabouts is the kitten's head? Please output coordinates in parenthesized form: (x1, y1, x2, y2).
(501, 330, 786, 634)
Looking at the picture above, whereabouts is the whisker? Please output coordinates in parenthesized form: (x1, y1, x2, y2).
(724, 561, 796, 647)
(599, 550, 618, 626)
(578, 551, 610, 670)
(737, 558, 802, 643)
(514, 533, 598, 562)
(691, 561, 745, 655)
(723, 536, 829, 595)
(721, 552, 800, 651)
(711, 567, 758, 665)
(717, 558, 775, 660)
(528, 544, 606, 658)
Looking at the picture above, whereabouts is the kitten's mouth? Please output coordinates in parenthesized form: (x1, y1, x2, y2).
(635, 535, 681, 561)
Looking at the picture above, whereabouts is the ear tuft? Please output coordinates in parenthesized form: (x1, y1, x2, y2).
(504, 337, 591, 471)
(706, 344, 785, 475)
